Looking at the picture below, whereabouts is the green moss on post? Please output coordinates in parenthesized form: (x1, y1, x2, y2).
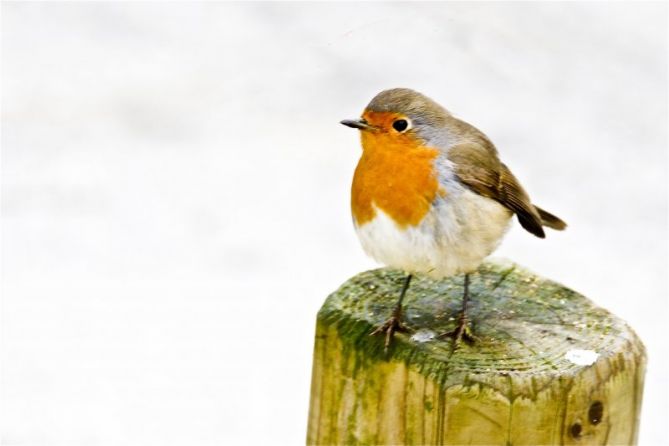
(307, 259, 646, 445)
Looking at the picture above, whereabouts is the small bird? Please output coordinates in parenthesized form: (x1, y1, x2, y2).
(341, 88, 566, 350)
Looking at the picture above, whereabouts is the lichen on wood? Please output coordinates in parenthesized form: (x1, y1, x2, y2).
(307, 259, 646, 445)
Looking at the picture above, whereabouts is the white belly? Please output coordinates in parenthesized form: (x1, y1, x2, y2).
(354, 186, 512, 278)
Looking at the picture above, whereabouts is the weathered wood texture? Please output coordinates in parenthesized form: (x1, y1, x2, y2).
(307, 260, 646, 445)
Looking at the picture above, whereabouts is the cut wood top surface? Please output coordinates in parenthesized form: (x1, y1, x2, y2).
(319, 259, 645, 398)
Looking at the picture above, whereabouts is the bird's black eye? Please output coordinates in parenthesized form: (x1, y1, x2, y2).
(392, 119, 409, 132)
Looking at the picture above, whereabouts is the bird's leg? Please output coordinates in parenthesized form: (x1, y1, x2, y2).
(440, 273, 477, 346)
(370, 274, 413, 352)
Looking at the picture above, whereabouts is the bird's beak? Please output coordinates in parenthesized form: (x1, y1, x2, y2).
(340, 118, 377, 132)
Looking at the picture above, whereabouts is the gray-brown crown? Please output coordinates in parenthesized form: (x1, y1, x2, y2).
(365, 88, 454, 147)
(366, 88, 450, 125)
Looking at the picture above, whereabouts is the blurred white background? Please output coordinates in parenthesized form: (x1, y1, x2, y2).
(2, 2, 667, 445)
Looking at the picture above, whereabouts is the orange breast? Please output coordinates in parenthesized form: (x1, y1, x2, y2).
(351, 130, 441, 228)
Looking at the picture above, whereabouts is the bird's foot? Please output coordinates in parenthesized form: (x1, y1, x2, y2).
(370, 307, 410, 353)
(439, 314, 477, 348)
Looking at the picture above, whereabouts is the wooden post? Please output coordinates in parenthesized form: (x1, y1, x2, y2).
(307, 260, 646, 445)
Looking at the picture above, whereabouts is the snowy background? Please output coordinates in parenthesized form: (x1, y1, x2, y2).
(2, 2, 667, 445)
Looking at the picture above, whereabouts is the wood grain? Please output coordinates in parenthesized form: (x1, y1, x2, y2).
(307, 260, 646, 445)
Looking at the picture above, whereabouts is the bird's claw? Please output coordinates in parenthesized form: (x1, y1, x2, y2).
(370, 309, 409, 353)
(439, 315, 477, 348)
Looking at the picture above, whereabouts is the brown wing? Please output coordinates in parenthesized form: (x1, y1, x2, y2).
(447, 143, 547, 238)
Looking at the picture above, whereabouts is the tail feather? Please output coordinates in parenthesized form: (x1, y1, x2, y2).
(534, 205, 567, 230)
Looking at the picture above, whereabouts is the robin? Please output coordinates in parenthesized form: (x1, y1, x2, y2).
(341, 88, 566, 350)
